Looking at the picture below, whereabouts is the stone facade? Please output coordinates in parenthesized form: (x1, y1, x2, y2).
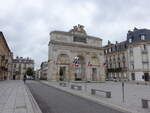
(0, 32, 13, 80)
(104, 41, 128, 81)
(12, 57, 34, 80)
(127, 28, 150, 82)
(104, 28, 150, 82)
(40, 61, 48, 80)
(48, 25, 105, 82)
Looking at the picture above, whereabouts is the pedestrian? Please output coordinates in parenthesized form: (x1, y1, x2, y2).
(23, 75, 26, 83)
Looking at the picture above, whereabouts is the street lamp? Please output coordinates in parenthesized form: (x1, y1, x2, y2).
(122, 80, 125, 103)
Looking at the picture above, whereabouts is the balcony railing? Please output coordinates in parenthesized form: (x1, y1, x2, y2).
(0, 66, 8, 71)
(107, 68, 122, 72)
(142, 61, 149, 63)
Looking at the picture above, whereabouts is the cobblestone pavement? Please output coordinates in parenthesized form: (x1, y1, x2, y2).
(41, 80, 150, 113)
(27, 80, 126, 113)
(0, 80, 42, 113)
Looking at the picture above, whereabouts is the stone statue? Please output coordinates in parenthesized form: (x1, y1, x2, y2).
(69, 24, 86, 35)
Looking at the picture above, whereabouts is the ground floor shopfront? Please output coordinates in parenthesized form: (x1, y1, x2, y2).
(106, 71, 150, 82)
(0, 70, 8, 80)
(129, 71, 150, 82)
(106, 72, 128, 81)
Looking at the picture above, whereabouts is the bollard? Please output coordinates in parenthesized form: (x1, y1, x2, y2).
(106, 92, 111, 98)
(91, 89, 96, 95)
(142, 99, 148, 108)
(71, 85, 74, 89)
(78, 86, 82, 90)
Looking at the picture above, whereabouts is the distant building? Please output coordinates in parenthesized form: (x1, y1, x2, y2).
(35, 69, 41, 80)
(40, 61, 48, 80)
(0, 32, 13, 80)
(12, 57, 34, 80)
(104, 40, 128, 81)
(104, 28, 150, 82)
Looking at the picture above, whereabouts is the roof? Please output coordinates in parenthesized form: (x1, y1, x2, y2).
(127, 28, 150, 42)
(50, 30, 102, 41)
(103, 40, 128, 53)
(13, 57, 34, 63)
(103, 27, 150, 52)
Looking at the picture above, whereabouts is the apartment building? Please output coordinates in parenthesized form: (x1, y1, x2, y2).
(104, 28, 150, 82)
(12, 57, 34, 80)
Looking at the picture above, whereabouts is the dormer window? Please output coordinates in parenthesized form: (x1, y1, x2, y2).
(141, 34, 145, 40)
(129, 38, 132, 43)
(109, 48, 111, 52)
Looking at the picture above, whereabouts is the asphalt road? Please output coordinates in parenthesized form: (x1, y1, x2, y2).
(26, 81, 126, 113)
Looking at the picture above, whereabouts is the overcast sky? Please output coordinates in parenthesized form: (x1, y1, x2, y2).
(1, 0, 150, 68)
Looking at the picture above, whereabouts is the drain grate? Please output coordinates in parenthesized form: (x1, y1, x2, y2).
(16, 105, 26, 109)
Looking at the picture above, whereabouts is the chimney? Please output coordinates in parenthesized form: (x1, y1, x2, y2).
(108, 40, 111, 45)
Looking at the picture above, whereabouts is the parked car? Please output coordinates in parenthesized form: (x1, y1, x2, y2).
(26, 75, 34, 80)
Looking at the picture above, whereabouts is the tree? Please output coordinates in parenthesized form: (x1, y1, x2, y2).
(26, 67, 34, 76)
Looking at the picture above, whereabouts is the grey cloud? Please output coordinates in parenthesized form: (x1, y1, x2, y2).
(1, 0, 150, 68)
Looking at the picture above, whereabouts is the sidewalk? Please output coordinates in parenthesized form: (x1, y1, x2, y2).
(0, 80, 42, 113)
(41, 80, 150, 113)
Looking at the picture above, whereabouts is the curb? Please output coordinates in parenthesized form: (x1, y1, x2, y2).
(25, 85, 42, 113)
(40, 81, 133, 113)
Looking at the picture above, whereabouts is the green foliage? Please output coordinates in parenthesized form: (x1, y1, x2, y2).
(26, 68, 34, 76)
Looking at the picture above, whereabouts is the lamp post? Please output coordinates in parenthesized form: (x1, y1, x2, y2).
(122, 80, 125, 103)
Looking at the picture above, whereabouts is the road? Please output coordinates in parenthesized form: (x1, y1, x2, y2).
(26, 81, 127, 113)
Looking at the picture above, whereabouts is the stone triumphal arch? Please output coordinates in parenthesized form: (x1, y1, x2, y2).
(48, 25, 105, 82)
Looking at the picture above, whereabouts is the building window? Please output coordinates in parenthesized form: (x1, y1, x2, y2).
(143, 63, 148, 70)
(118, 62, 121, 68)
(124, 44, 127, 49)
(106, 56, 108, 61)
(131, 73, 135, 80)
(111, 47, 113, 52)
(123, 62, 126, 68)
(104, 50, 106, 54)
(143, 45, 146, 50)
(131, 64, 134, 69)
(110, 63, 112, 68)
(141, 34, 145, 40)
(113, 55, 115, 61)
(107, 49, 109, 53)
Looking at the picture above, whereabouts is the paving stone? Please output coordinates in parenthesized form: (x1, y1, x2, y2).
(41, 80, 150, 113)
(0, 80, 41, 113)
